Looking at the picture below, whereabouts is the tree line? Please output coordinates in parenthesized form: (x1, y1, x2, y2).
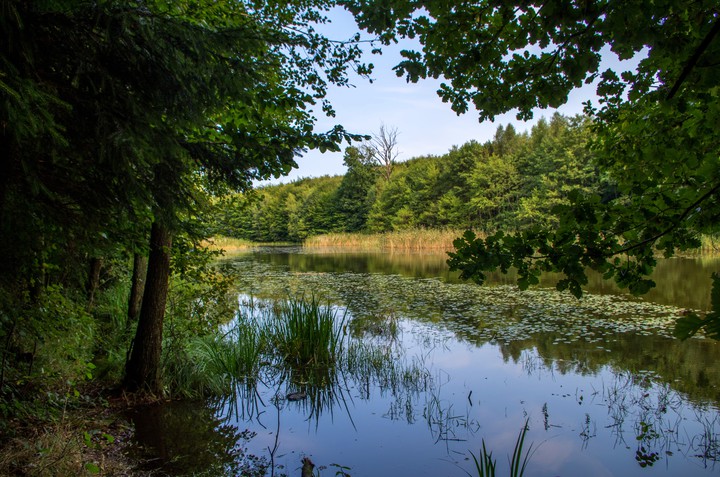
(213, 114, 606, 241)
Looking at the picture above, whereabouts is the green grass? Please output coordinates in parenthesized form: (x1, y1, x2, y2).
(270, 297, 346, 370)
(162, 314, 267, 398)
(161, 296, 348, 400)
(467, 419, 534, 477)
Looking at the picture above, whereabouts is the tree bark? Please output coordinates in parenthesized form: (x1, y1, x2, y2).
(127, 253, 148, 323)
(124, 221, 172, 393)
(86, 257, 102, 309)
(0, 129, 10, 227)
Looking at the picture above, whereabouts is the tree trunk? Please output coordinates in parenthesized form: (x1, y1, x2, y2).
(127, 253, 148, 323)
(124, 221, 172, 393)
(86, 257, 102, 309)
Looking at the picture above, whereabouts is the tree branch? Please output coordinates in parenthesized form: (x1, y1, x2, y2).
(666, 17, 720, 100)
(614, 182, 720, 255)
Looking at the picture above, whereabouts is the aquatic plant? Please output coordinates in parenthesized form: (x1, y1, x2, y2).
(303, 228, 469, 251)
(270, 297, 346, 371)
(161, 300, 267, 398)
(466, 420, 533, 477)
(468, 440, 496, 477)
(202, 318, 266, 393)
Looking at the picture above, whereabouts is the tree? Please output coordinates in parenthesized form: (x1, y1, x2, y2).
(335, 146, 378, 231)
(119, 0, 372, 392)
(365, 124, 401, 181)
(1, 0, 371, 393)
(345, 0, 720, 338)
(464, 153, 521, 229)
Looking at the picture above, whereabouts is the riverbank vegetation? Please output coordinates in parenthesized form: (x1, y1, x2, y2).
(304, 229, 465, 251)
(0, 0, 373, 473)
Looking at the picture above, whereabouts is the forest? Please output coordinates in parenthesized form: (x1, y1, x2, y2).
(213, 114, 605, 242)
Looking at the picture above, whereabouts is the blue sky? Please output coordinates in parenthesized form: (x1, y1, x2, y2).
(258, 8, 605, 185)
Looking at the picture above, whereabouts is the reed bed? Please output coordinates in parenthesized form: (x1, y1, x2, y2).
(305, 231, 720, 257)
(203, 236, 255, 253)
(304, 229, 473, 252)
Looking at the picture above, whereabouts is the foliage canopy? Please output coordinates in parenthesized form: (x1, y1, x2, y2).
(343, 0, 720, 338)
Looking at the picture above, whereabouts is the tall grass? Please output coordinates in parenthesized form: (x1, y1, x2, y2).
(270, 297, 346, 370)
(203, 236, 255, 253)
(306, 231, 720, 256)
(163, 296, 347, 400)
(304, 229, 471, 251)
(164, 324, 266, 398)
(467, 419, 534, 477)
(93, 281, 134, 382)
(690, 235, 720, 257)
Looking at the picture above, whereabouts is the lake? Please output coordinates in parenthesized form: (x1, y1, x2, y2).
(129, 247, 720, 476)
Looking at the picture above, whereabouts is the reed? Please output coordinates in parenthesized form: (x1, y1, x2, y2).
(692, 235, 720, 257)
(269, 297, 346, 370)
(469, 441, 496, 477)
(306, 231, 720, 256)
(466, 419, 534, 477)
(203, 236, 255, 253)
(304, 228, 472, 251)
(162, 313, 266, 398)
(202, 319, 265, 391)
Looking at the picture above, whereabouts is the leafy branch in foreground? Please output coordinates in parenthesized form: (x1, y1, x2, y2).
(348, 0, 720, 339)
(674, 274, 720, 341)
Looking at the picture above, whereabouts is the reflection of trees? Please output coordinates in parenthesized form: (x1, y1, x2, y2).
(127, 401, 268, 476)
(256, 249, 458, 281)
(232, 250, 720, 407)
(495, 333, 720, 404)
(241, 248, 719, 310)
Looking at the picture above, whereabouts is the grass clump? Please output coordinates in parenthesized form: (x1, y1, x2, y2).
(270, 297, 346, 370)
(161, 295, 348, 401)
(467, 419, 534, 477)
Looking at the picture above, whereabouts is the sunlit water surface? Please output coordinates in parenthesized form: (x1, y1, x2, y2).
(129, 247, 720, 476)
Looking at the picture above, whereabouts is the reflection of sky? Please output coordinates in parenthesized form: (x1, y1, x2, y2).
(227, 315, 720, 476)
(206, 250, 720, 476)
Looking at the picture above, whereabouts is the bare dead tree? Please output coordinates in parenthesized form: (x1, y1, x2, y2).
(365, 124, 400, 181)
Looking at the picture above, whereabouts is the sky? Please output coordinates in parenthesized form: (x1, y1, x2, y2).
(256, 8, 602, 186)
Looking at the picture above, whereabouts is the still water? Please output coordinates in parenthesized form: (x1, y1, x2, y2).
(130, 247, 720, 476)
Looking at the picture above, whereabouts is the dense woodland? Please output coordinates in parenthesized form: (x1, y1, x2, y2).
(213, 114, 606, 241)
(0, 0, 370, 449)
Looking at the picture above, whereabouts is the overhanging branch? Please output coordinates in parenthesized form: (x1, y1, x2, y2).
(666, 17, 720, 100)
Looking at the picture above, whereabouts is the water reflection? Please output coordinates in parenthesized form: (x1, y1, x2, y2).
(246, 246, 720, 311)
(130, 248, 720, 476)
(126, 400, 268, 476)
